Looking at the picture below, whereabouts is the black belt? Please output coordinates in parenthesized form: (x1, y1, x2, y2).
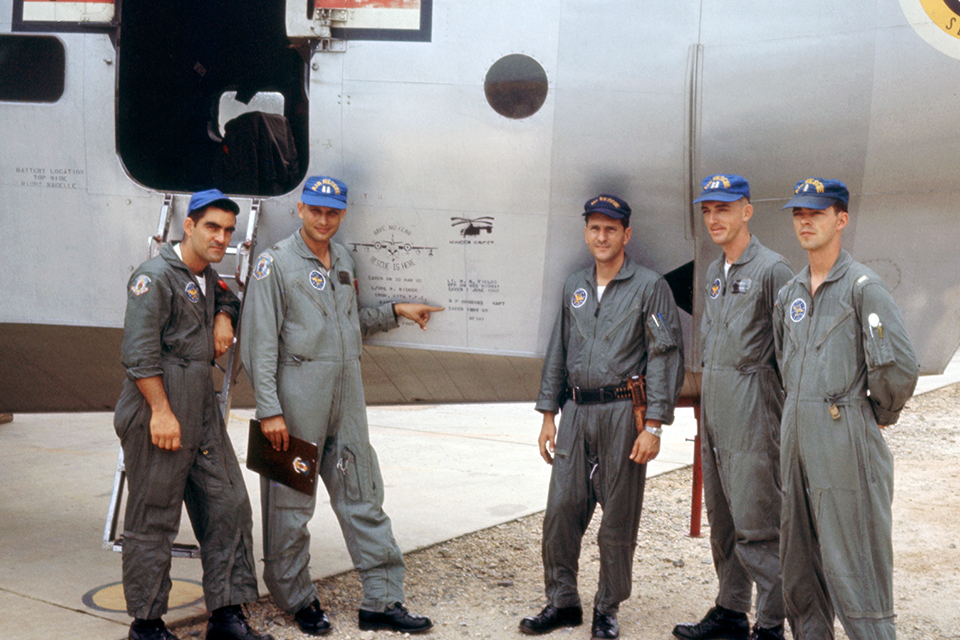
(568, 384, 632, 405)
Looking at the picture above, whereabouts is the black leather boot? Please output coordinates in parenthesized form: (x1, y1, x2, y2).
(672, 606, 749, 640)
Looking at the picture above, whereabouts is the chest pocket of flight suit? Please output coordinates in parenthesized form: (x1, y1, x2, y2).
(726, 285, 759, 331)
(719, 285, 762, 368)
(166, 282, 209, 361)
(565, 305, 592, 372)
(294, 278, 330, 317)
(813, 306, 858, 390)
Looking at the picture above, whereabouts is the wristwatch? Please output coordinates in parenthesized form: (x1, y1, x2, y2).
(644, 424, 663, 437)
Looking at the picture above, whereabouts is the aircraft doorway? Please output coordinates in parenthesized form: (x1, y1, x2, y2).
(116, 0, 308, 196)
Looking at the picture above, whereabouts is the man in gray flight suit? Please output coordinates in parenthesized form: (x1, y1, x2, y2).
(773, 178, 919, 640)
(241, 176, 442, 636)
(114, 189, 272, 640)
(673, 175, 793, 640)
(519, 194, 685, 640)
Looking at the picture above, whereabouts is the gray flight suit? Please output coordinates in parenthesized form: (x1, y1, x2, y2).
(535, 255, 685, 615)
(773, 250, 919, 640)
(114, 243, 259, 620)
(241, 231, 405, 615)
(700, 236, 792, 629)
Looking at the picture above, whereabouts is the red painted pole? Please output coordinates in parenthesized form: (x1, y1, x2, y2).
(689, 400, 703, 537)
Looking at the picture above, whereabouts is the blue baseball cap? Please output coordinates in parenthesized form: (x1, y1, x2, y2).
(302, 176, 348, 209)
(188, 189, 239, 215)
(783, 178, 850, 210)
(582, 194, 632, 221)
(693, 174, 750, 204)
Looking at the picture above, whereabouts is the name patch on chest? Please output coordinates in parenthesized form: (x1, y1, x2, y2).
(185, 281, 200, 303)
(338, 270, 351, 285)
(730, 278, 752, 294)
(310, 270, 326, 291)
(571, 288, 588, 308)
(709, 278, 721, 299)
(790, 298, 807, 323)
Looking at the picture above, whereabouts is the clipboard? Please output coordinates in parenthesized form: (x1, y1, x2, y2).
(246, 419, 319, 496)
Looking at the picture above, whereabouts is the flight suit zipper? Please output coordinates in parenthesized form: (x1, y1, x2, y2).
(584, 278, 611, 388)
(326, 256, 348, 420)
(792, 281, 818, 474)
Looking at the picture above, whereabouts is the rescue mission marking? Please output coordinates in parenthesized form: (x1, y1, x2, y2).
(445, 278, 503, 321)
(350, 224, 437, 271)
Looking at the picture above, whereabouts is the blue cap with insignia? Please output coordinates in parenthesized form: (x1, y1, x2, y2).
(582, 194, 631, 221)
(783, 178, 850, 210)
(302, 176, 348, 209)
(188, 189, 240, 215)
(693, 174, 750, 203)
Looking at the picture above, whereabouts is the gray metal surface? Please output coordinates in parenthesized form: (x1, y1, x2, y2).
(2, 0, 959, 413)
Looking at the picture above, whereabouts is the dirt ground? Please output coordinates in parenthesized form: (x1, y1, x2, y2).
(175, 383, 960, 640)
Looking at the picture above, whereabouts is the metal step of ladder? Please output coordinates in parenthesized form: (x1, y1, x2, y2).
(102, 194, 262, 558)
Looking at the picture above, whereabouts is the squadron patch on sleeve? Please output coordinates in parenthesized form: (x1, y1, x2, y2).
(309, 270, 326, 291)
(185, 281, 200, 303)
(253, 254, 274, 281)
(131, 275, 151, 296)
(790, 298, 807, 323)
(571, 288, 588, 308)
(709, 278, 721, 299)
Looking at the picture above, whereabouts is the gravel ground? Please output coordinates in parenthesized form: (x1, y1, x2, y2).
(174, 383, 960, 640)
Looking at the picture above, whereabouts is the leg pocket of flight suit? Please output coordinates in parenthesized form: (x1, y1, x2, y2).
(337, 445, 364, 503)
(144, 446, 192, 508)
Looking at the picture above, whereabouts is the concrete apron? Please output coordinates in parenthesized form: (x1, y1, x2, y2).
(3, 351, 957, 640)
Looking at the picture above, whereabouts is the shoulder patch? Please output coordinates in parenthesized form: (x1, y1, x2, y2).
(254, 254, 274, 281)
(309, 270, 326, 291)
(185, 281, 200, 303)
(571, 288, 588, 309)
(131, 275, 151, 296)
(789, 298, 807, 323)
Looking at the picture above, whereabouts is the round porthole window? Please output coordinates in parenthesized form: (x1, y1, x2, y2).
(484, 54, 548, 119)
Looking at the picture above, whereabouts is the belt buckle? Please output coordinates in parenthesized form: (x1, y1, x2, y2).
(571, 387, 583, 404)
